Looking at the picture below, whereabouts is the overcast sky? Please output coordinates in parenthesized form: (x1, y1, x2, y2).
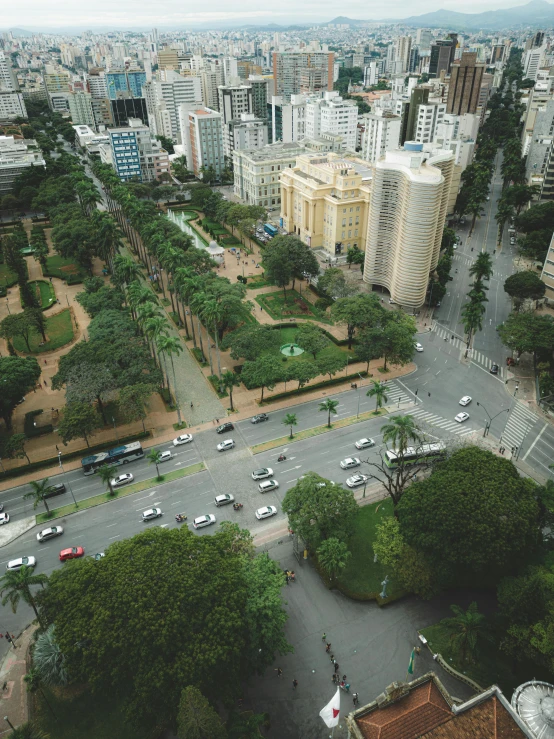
(1, 0, 526, 28)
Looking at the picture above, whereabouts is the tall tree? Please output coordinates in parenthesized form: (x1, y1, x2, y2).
(319, 398, 339, 428)
(282, 413, 298, 439)
(156, 335, 184, 425)
(0, 355, 39, 430)
(96, 463, 119, 496)
(0, 565, 48, 627)
(241, 356, 283, 403)
(220, 371, 241, 412)
(56, 402, 100, 447)
(24, 478, 56, 516)
(176, 686, 227, 739)
(317, 537, 351, 582)
(366, 380, 389, 412)
(440, 602, 490, 665)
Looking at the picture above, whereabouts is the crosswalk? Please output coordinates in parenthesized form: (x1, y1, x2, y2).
(500, 401, 539, 451)
(433, 324, 505, 378)
(381, 381, 412, 408)
(405, 406, 478, 437)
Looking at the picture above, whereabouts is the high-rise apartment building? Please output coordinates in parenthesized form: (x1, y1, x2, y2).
(200, 63, 223, 111)
(106, 71, 146, 99)
(364, 63, 378, 87)
(144, 73, 202, 142)
(414, 101, 446, 144)
(247, 76, 269, 120)
(395, 36, 412, 74)
(364, 143, 454, 308)
(273, 52, 333, 101)
(0, 136, 45, 194)
(233, 141, 304, 208)
(68, 91, 95, 127)
(0, 51, 27, 121)
(268, 94, 306, 144)
(447, 52, 484, 116)
(305, 91, 358, 151)
(416, 29, 432, 48)
(108, 118, 169, 182)
(224, 114, 267, 158)
(362, 110, 402, 164)
(87, 71, 108, 99)
(157, 48, 179, 70)
(218, 84, 253, 125)
(523, 45, 546, 82)
(429, 35, 457, 77)
(181, 107, 224, 179)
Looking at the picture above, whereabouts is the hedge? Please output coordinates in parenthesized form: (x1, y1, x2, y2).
(24, 409, 53, 438)
(270, 322, 349, 347)
(0, 431, 151, 481)
(261, 370, 369, 404)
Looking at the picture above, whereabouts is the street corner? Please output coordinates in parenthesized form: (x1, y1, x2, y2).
(0, 517, 36, 549)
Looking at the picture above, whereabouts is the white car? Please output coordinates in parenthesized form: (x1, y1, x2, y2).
(459, 396, 472, 406)
(37, 526, 64, 542)
(455, 412, 470, 423)
(355, 438, 375, 450)
(6, 556, 36, 571)
(340, 457, 361, 470)
(346, 474, 370, 489)
(0, 513, 10, 525)
(217, 439, 235, 452)
(173, 434, 193, 446)
(259, 479, 279, 493)
(255, 505, 277, 520)
(159, 450, 172, 462)
(414, 342, 424, 352)
(252, 467, 273, 480)
(142, 507, 162, 521)
(110, 473, 134, 488)
(193, 514, 216, 529)
(214, 494, 235, 507)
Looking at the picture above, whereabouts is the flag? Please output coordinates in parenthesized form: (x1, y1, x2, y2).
(407, 648, 415, 675)
(319, 687, 340, 728)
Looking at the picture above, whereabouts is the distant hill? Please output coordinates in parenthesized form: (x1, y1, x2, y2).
(402, 0, 554, 29)
(326, 16, 370, 26)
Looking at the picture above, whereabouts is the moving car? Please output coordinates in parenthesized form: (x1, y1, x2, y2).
(340, 457, 361, 470)
(490, 363, 499, 375)
(44, 482, 66, 498)
(459, 396, 472, 406)
(158, 450, 172, 462)
(252, 467, 273, 480)
(217, 439, 235, 452)
(0, 513, 10, 525)
(142, 507, 162, 521)
(214, 494, 235, 507)
(37, 526, 64, 542)
(355, 438, 375, 450)
(193, 514, 216, 529)
(414, 342, 424, 352)
(255, 505, 277, 520)
(259, 479, 279, 493)
(216, 422, 234, 434)
(455, 412, 470, 423)
(251, 413, 269, 424)
(6, 556, 36, 571)
(173, 434, 193, 446)
(346, 474, 370, 489)
(59, 546, 84, 562)
(110, 473, 134, 488)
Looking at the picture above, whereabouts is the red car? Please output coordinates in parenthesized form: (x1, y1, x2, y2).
(59, 546, 85, 562)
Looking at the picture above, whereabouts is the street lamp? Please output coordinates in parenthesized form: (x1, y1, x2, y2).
(112, 416, 119, 443)
(56, 448, 78, 509)
(476, 402, 510, 437)
(4, 717, 14, 731)
(356, 373, 364, 419)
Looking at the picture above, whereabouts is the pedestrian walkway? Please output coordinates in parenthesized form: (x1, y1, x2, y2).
(380, 381, 413, 409)
(433, 324, 505, 378)
(0, 623, 36, 736)
(500, 400, 542, 453)
(406, 407, 479, 436)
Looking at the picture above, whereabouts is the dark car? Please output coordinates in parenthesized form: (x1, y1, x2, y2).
(216, 422, 234, 434)
(250, 414, 269, 424)
(490, 363, 499, 375)
(44, 483, 66, 498)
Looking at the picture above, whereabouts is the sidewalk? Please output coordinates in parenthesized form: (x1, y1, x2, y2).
(0, 622, 36, 736)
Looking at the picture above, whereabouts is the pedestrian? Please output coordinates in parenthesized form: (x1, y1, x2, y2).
(326, 643, 331, 653)
(329, 654, 334, 663)
(334, 662, 339, 673)
(342, 675, 347, 682)
(44, 359, 47, 365)
(353, 692, 359, 706)
(275, 667, 283, 678)
(332, 673, 337, 683)
(321, 633, 326, 642)
(290, 571, 295, 582)
(216, 418, 219, 424)
(292, 679, 298, 689)
(43, 380, 47, 386)
(190, 402, 194, 409)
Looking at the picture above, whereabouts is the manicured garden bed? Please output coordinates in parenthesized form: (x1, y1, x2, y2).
(256, 290, 332, 324)
(28, 278, 56, 309)
(12, 308, 74, 353)
(0, 262, 18, 289)
(44, 255, 85, 284)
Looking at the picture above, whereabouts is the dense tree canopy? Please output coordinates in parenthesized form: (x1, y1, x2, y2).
(497, 311, 554, 356)
(503, 271, 546, 304)
(0, 356, 41, 430)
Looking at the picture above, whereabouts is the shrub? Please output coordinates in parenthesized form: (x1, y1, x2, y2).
(24, 409, 53, 437)
(315, 297, 333, 311)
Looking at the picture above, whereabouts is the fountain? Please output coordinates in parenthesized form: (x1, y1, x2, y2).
(280, 343, 304, 357)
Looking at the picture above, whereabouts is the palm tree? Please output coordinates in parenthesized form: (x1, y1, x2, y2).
(143, 315, 170, 376)
(33, 624, 68, 687)
(0, 566, 48, 627)
(282, 413, 298, 439)
(440, 602, 489, 665)
(91, 211, 123, 271)
(201, 297, 224, 379)
(96, 463, 119, 496)
(190, 291, 211, 373)
(381, 415, 423, 454)
(9, 722, 49, 739)
(156, 335, 184, 425)
(220, 370, 240, 411)
(319, 398, 339, 428)
(113, 255, 141, 289)
(469, 252, 493, 284)
(24, 478, 55, 516)
(317, 538, 351, 582)
(147, 449, 163, 480)
(366, 380, 389, 413)
(127, 281, 157, 318)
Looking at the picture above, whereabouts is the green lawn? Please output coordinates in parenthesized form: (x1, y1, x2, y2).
(35, 685, 153, 739)
(336, 500, 404, 600)
(28, 279, 56, 309)
(245, 274, 275, 289)
(12, 308, 74, 353)
(45, 255, 84, 280)
(0, 262, 18, 288)
(256, 290, 332, 324)
(265, 326, 349, 366)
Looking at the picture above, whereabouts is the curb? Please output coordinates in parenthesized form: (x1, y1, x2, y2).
(0, 517, 36, 549)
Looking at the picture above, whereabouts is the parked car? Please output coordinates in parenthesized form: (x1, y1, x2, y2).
(251, 413, 269, 424)
(259, 479, 279, 493)
(355, 438, 375, 450)
(346, 474, 370, 489)
(490, 363, 499, 375)
(173, 434, 193, 446)
(214, 494, 235, 507)
(158, 450, 172, 462)
(255, 505, 277, 520)
(340, 457, 361, 470)
(217, 439, 235, 452)
(414, 342, 424, 352)
(216, 422, 234, 434)
(459, 396, 472, 406)
(142, 507, 162, 521)
(252, 467, 273, 480)
(37, 526, 64, 542)
(193, 514, 216, 529)
(455, 412, 470, 423)
(109, 473, 133, 488)
(44, 482, 66, 498)
(59, 546, 84, 562)
(0, 513, 10, 525)
(7, 556, 36, 571)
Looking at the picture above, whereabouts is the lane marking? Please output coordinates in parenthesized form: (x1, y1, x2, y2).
(522, 423, 549, 462)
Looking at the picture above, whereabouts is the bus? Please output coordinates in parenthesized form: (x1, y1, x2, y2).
(264, 223, 278, 237)
(81, 442, 144, 475)
(384, 442, 446, 469)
